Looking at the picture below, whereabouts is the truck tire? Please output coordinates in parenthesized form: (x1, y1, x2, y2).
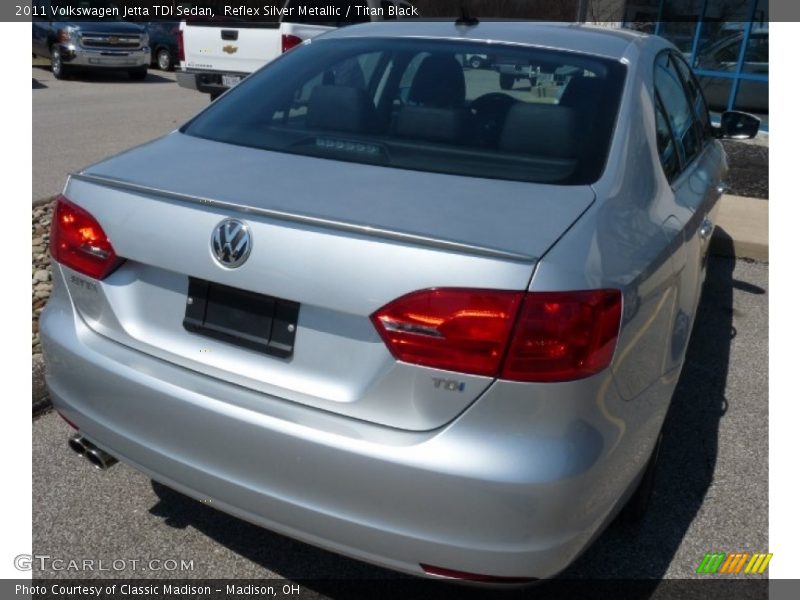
(499, 73, 514, 90)
(50, 46, 70, 80)
(156, 48, 173, 72)
(128, 68, 148, 81)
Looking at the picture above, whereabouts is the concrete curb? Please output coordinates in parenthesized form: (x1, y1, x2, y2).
(711, 194, 768, 262)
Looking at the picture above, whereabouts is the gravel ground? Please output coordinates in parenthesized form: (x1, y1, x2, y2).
(32, 200, 53, 362)
(721, 140, 768, 200)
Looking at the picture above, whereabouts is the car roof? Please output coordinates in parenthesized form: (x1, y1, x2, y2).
(321, 20, 662, 60)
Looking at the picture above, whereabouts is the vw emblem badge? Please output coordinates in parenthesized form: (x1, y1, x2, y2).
(211, 219, 252, 268)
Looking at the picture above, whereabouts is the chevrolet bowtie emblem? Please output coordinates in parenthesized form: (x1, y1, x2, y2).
(222, 45, 238, 54)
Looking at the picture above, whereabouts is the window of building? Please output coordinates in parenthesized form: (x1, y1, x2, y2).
(624, 0, 768, 128)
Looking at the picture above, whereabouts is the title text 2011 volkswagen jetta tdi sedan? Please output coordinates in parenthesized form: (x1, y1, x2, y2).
(41, 20, 758, 581)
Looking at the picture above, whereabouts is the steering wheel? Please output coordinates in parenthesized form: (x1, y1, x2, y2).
(469, 93, 518, 146)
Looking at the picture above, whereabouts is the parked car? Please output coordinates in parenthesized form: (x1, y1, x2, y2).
(31, 0, 150, 80)
(465, 53, 489, 69)
(178, 0, 416, 100)
(42, 21, 758, 582)
(146, 21, 180, 72)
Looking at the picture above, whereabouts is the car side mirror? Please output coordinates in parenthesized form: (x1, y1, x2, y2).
(716, 111, 760, 139)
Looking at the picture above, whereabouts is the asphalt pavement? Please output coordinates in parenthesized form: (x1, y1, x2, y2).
(32, 257, 768, 584)
(32, 65, 207, 203)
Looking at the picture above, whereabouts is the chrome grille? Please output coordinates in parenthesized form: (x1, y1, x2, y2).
(80, 33, 142, 49)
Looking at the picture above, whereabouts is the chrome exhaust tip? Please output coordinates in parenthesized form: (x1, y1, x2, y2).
(68, 434, 89, 456)
(85, 446, 118, 470)
(68, 435, 118, 470)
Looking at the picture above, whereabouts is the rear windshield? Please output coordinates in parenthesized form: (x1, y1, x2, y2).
(182, 37, 626, 184)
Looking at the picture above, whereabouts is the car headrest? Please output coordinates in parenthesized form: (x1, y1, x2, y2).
(560, 76, 605, 109)
(499, 103, 578, 159)
(395, 106, 467, 144)
(408, 55, 466, 109)
(306, 85, 377, 134)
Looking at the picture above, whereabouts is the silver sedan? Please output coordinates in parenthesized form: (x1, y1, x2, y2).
(41, 21, 758, 582)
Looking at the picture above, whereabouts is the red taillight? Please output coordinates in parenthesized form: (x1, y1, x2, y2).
(500, 290, 622, 382)
(49, 195, 122, 280)
(371, 289, 524, 377)
(177, 28, 185, 62)
(281, 34, 302, 53)
(371, 288, 621, 382)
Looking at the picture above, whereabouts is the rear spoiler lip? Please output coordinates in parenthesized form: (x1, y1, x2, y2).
(69, 171, 537, 263)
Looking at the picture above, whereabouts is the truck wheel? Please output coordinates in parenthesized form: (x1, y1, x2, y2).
(50, 46, 69, 80)
(156, 48, 173, 72)
(469, 56, 483, 69)
(499, 74, 514, 90)
(209, 93, 221, 102)
(128, 68, 148, 81)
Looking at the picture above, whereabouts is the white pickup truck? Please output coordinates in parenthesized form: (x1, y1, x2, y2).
(176, 0, 416, 100)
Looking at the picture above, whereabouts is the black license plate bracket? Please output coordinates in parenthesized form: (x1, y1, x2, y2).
(183, 277, 299, 358)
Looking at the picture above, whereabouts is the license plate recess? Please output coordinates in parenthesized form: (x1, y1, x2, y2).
(183, 278, 299, 358)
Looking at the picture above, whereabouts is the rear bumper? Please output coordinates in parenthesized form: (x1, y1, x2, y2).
(176, 69, 247, 95)
(60, 43, 149, 69)
(40, 266, 659, 580)
(175, 70, 198, 91)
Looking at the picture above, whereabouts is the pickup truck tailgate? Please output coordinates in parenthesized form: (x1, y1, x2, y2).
(183, 22, 330, 74)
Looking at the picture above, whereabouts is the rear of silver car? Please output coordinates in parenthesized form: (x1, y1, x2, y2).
(42, 172, 621, 580)
(41, 25, 681, 581)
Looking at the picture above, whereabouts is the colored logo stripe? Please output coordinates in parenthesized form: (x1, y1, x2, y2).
(744, 553, 773, 574)
(697, 552, 772, 575)
(697, 553, 726, 574)
(719, 553, 751, 574)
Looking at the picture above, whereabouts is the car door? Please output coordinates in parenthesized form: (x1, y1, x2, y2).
(654, 50, 726, 366)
